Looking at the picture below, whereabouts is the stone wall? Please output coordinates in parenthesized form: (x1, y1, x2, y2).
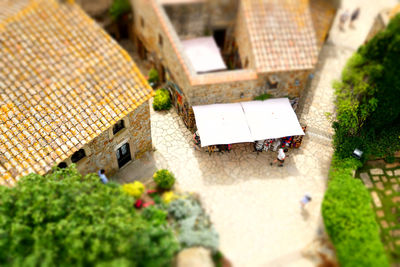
(75, 0, 113, 17)
(188, 75, 262, 105)
(208, 0, 238, 28)
(164, 3, 208, 39)
(186, 70, 310, 106)
(132, 0, 192, 89)
(62, 101, 152, 177)
(365, 12, 386, 43)
(235, 2, 254, 69)
(260, 70, 312, 98)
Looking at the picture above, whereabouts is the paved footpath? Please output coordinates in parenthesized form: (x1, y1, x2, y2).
(115, 1, 397, 266)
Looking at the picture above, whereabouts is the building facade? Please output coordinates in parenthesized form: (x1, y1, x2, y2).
(0, 0, 154, 185)
(130, 0, 336, 130)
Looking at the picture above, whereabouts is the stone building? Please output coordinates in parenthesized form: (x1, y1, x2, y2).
(365, 4, 400, 43)
(0, 0, 154, 185)
(130, 0, 336, 129)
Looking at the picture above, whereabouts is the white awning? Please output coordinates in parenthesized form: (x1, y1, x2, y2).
(241, 98, 305, 140)
(193, 98, 304, 147)
(192, 103, 253, 147)
(182, 37, 227, 73)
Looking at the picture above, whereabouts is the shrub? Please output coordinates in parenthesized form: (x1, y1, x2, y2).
(109, 0, 131, 21)
(322, 156, 389, 267)
(162, 191, 180, 204)
(332, 14, 400, 161)
(385, 154, 395, 163)
(142, 206, 168, 226)
(168, 198, 219, 251)
(0, 165, 179, 266)
(122, 181, 145, 199)
(153, 89, 172, 111)
(153, 169, 175, 189)
(148, 68, 159, 85)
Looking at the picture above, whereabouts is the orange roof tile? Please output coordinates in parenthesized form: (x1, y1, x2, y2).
(0, 0, 154, 182)
(241, 0, 318, 72)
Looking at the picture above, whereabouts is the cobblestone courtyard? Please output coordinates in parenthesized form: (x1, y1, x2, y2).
(114, 0, 398, 265)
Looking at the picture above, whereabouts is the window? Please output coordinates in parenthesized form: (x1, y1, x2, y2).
(140, 17, 144, 28)
(158, 34, 163, 47)
(71, 149, 86, 163)
(113, 120, 125, 135)
(57, 162, 67, 168)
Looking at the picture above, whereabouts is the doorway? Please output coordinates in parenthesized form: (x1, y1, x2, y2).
(116, 142, 132, 168)
(213, 28, 227, 49)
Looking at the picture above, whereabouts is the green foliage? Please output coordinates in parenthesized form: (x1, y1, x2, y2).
(385, 154, 395, 163)
(212, 251, 224, 267)
(142, 206, 168, 226)
(148, 68, 159, 85)
(322, 156, 389, 267)
(333, 14, 400, 160)
(153, 89, 172, 111)
(109, 0, 131, 21)
(0, 165, 179, 266)
(153, 169, 175, 189)
(253, 93, 273, 101)
(168, 197, 219, 251)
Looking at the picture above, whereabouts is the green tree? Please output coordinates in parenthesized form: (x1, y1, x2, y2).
(333, 13, 400, 159)
(0, 165, 179, 266)
(109, 0, 131, 21)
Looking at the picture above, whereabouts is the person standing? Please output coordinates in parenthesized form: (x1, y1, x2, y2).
(98, 169, 109, 184)
(270, 148, 288, 167)
(339, 9, 350, 31)
(350, 8, 360, 28)
(300, 194, 312, 209)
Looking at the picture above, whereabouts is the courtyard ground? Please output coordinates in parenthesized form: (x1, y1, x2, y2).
(114, 0, 398, 265)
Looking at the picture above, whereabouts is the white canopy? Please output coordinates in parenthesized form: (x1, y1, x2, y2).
(192, 103, 253, 147)
(182, 37, 227, 73)
(193, 98, 304, 147)
(241, 98, 305, 140)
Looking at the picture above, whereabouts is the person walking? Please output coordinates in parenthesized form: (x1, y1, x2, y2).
(339, 9, 350, 31)
(98, 169, 109, 184)
(300, 194, 312, 209)
(349, 8, 360, 28)
(270, 148, 288, 167)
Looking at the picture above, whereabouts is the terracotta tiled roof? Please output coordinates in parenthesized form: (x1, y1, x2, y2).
(241, 0, 318, 73)
(0, 0, 29, 22)
(310, 0, 336, 49)
(0, 0, 153, 184)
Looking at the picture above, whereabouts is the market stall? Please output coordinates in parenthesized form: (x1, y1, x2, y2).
(192, 98, 305, 151)
(192, 103, 253, 147)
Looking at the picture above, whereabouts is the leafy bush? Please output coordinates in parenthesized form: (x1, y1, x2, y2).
(322, 156, 389, 266)
(0, 165, 179, 266)
(168, 197, 219, 251)
(148, 68, 159, 86)
(109, 0, 131, 21)
(162, 191, 180, 204)
(385, 154, 395, 163)
(142, 206, 168, 226)
(333, 14, 400, 160)
(122, 181, 145, 199)
(153, 169, 175, 189)
(153, 89, 172, 111)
